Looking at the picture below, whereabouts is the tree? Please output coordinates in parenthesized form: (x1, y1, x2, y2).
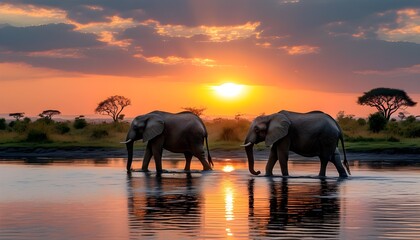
(39, 110, 61, 120)
(357, 88, 417, 121)
(9, 112, 24, 120)
(95, 95, 131, 122)
(182, 107, 206, 117)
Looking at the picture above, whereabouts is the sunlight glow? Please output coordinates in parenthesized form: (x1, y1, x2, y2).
(213, 83, 244, 98)
(222, 165, 235, 172)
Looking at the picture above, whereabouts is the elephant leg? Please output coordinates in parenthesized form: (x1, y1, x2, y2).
(319, 157, 328, 177)
(265, 146, 278, 176)
(277, 139, 290, 176)
(193, 149, 212, 171)
(150, 138, 164, 173)
(141, 142, 153, 171)
(184, 152, 193, 171)
(331, 148, 348, 177)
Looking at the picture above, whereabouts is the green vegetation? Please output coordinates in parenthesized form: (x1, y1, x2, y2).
(0, 119, 131, 148)
(337, 111, 420, 152)
(0, 112, 419, 152)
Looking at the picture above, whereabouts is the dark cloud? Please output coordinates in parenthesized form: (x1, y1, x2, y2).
(1, 0, 420, 92)
(65, 5, 115, 24)
(0, 24, 102, 51)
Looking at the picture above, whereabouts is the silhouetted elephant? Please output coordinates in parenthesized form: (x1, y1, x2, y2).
(243, 110, 350, 177)
(122, 111, 213, 173)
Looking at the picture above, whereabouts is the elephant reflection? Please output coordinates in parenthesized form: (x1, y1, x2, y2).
(248, 178, 341, 238)
(126, 174, 202, 238)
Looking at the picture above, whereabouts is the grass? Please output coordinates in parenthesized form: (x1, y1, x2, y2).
(345, 138, 420, 152)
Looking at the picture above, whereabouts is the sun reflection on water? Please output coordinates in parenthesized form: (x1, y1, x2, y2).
(224, 181, 235, 237)
(222, 165, 235, 172)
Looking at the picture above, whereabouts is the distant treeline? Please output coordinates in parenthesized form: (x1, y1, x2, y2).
(0, 111, 419, 147)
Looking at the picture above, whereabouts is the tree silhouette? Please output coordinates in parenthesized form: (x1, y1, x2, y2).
(9, 112, 25, 120)
(39, 110, 61, 120)
(182, 107, 206, 117)
(95, 95, 131, 122)
(357, 88, 417, 121)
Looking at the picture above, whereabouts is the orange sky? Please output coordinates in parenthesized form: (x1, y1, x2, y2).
(0, 2, 419, 119)
(0, 62, 419, 119)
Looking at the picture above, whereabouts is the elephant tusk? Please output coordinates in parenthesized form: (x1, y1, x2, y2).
(240, 142, 253, 147)
(120, 139, 133, 144)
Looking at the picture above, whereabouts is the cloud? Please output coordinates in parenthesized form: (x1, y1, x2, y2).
(141, 55, 217, 67)
(0, 23, 102, 51)
(154, 21, 260, 42)
(0, 3, 66, 27)
(280, 45, 320, 55)
(377, 8, 420, 44)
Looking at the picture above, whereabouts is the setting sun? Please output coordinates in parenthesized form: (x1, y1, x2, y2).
(213, 83, 244, 98)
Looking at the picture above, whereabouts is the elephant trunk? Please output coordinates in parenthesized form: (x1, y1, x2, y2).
(245, 143, 261, 175)
(126, 140, 134, 172)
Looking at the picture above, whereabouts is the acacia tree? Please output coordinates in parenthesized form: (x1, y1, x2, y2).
(95, 95, 131, 122)
(182, 107, 206, 117)
(9, 112, 25, 120)
(357, 88, 417, 121)
(39, 110, 61, 120)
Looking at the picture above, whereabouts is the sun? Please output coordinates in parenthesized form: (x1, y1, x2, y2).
(213, 82, 244, 98)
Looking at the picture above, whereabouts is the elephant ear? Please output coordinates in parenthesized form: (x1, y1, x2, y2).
(143, 116, 164, 142)
(265, 114, 291, 147)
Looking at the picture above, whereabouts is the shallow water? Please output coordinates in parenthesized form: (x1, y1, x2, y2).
(1, 158, 420, 239)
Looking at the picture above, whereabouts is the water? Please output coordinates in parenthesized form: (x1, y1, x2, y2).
(1, 158, 420, 239)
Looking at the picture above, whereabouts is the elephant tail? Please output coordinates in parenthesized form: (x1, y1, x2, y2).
(205, 136, 214, 167)
(340, 134, 351, 175)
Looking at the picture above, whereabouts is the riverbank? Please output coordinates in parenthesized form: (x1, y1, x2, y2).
(1, 146, 419, 161)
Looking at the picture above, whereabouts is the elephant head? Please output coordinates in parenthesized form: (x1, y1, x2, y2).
(123, 114, 164, 172)
(243, 113, 291, 175)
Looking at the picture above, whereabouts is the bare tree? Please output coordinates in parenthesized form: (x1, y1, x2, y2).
(40, 110, 61, 120)
(357, 88, 417, 121)
(9, 112, 25, 120)
(182, 107, 206, 117)
(95, 95, 131, 122)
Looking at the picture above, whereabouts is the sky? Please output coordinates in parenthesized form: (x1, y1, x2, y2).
(0, 0, 419, 119)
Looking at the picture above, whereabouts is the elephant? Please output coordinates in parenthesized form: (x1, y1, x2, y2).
(122, 111, 213, 173)
(242, 110, 350, 177)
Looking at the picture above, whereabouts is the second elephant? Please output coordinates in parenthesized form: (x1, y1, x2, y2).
(243, 110, 350, 177)
(123, 111, 213, 173)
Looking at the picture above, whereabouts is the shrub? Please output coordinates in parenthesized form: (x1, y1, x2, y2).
(23, 117, 31, 123)
(386, 121, 402, 136)
(112, 121, 129, 133)
(336, 111, 359, 133)
(403, 124, 420, 138)
(91, 129, 109, 139)
(404, 115, 416, 124)
(356, 118, 367, 126)
(55, 122, 70, 134)
(387, 136, 400, 142)
(26, 129, 49, 142)
(368, 112, 387, 133)
(220, 127, 240, 141)
(345, 135, 375, 142)
(10, 120, 29, 133)
(0, 118, 6, 130)
(73, 118, 88, 129)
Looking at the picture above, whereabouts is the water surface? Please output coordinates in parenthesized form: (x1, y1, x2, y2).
(1, 158, 420, 239)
